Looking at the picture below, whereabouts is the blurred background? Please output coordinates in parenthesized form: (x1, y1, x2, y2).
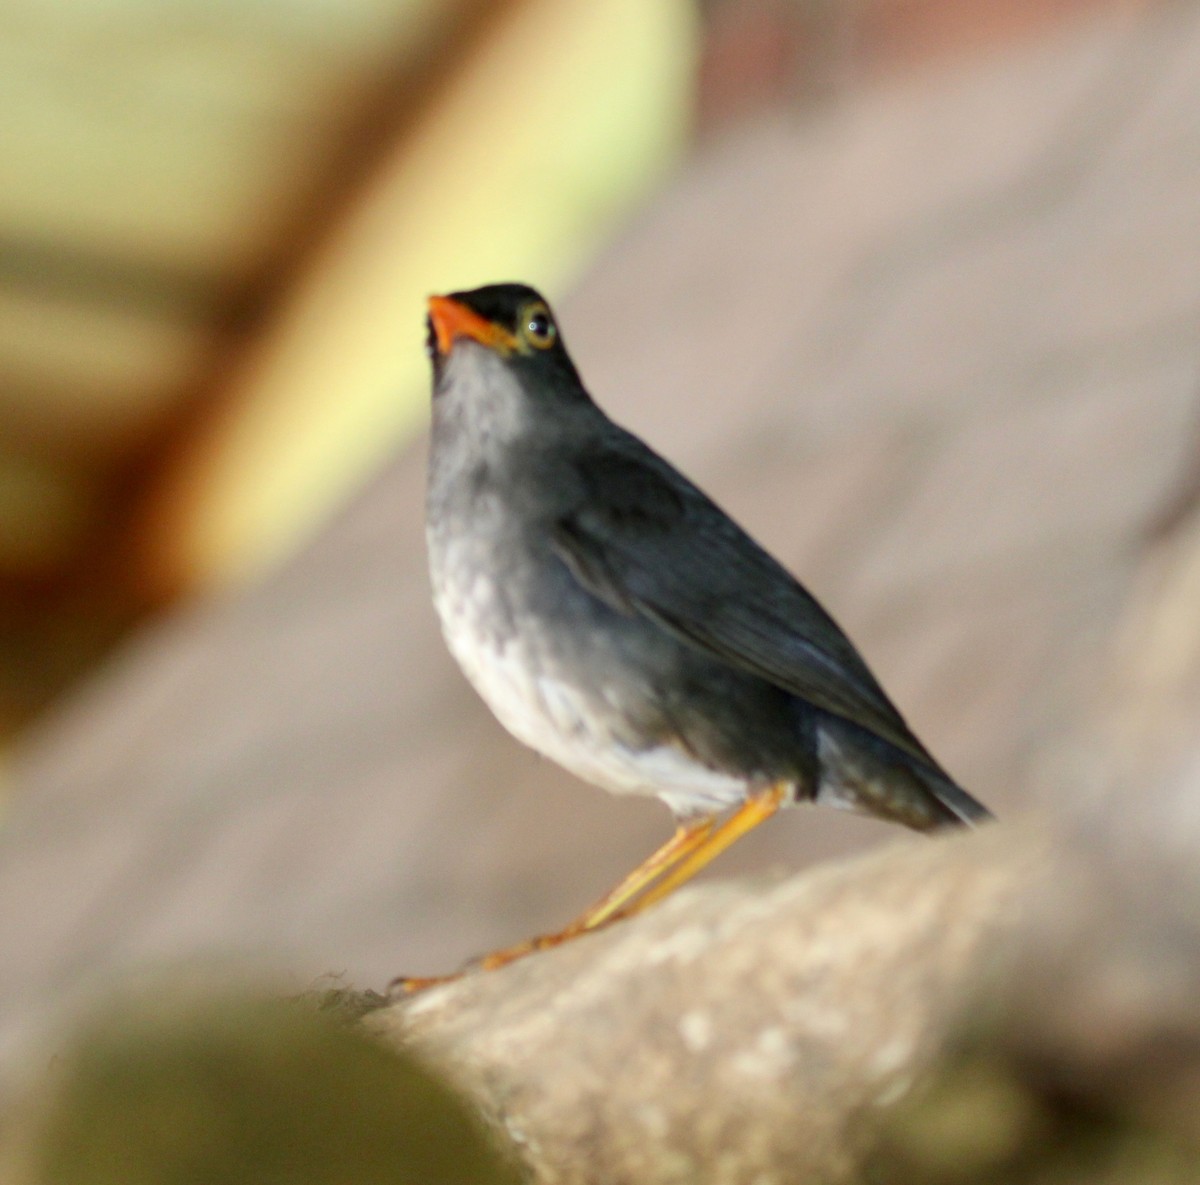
(0, 0, 697, 742)
(2, 0, 1200, 1071)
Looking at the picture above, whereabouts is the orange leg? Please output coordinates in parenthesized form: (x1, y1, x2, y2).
(393, 786, 786, 994)
(569, 815, 717, 931)
(617, 782, 787, 917)
(393, 817, 716, 993)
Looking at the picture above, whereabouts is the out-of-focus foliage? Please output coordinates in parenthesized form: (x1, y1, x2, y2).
(870, 1046, 1200, 1185)
(0, 988, 520, 1185)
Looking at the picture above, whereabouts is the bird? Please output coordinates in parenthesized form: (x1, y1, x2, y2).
(403, 282, 991, 989)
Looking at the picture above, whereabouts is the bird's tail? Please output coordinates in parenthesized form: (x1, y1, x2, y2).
(812, 716, 994, 832)
(916, 764, 993, 829)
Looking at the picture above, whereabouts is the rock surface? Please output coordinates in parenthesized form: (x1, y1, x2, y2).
(384, 830, 1035, 1184)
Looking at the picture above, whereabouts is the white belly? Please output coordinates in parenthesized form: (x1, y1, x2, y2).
(433, 572, 749, 818)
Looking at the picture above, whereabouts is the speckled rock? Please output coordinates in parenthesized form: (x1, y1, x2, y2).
(381, 829, 1035, 1185)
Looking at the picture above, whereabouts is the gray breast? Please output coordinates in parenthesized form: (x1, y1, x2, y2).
(425, 344, 753, 816)
(428, 488, 749, 816)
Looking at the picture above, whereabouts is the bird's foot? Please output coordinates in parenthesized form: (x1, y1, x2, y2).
(388, 925, 591, 996)
(387, 794, 787, 996)
(388, 970, 463, 996)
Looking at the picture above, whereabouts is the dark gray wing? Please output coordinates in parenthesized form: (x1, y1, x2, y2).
(549, 443, 936, 768)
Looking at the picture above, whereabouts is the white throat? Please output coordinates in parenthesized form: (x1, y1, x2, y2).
(433, 343, 532, 460)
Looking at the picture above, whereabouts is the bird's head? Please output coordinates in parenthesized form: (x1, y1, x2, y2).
(425, 283, 584, 401)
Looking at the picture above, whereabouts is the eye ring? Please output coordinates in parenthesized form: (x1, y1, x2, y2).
(519, 301, 556, 350)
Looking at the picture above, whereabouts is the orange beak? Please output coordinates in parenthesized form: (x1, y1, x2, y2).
(427, 295, 518, 356)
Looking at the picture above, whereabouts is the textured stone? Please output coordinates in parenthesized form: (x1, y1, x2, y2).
(384, 829, 1034, 1185)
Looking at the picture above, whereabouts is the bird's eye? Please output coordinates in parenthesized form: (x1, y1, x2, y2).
(519, 302, 556, 350)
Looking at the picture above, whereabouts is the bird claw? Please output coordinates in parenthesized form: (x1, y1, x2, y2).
(387, 970, 463, 997)
(389, 926, 584, 995)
